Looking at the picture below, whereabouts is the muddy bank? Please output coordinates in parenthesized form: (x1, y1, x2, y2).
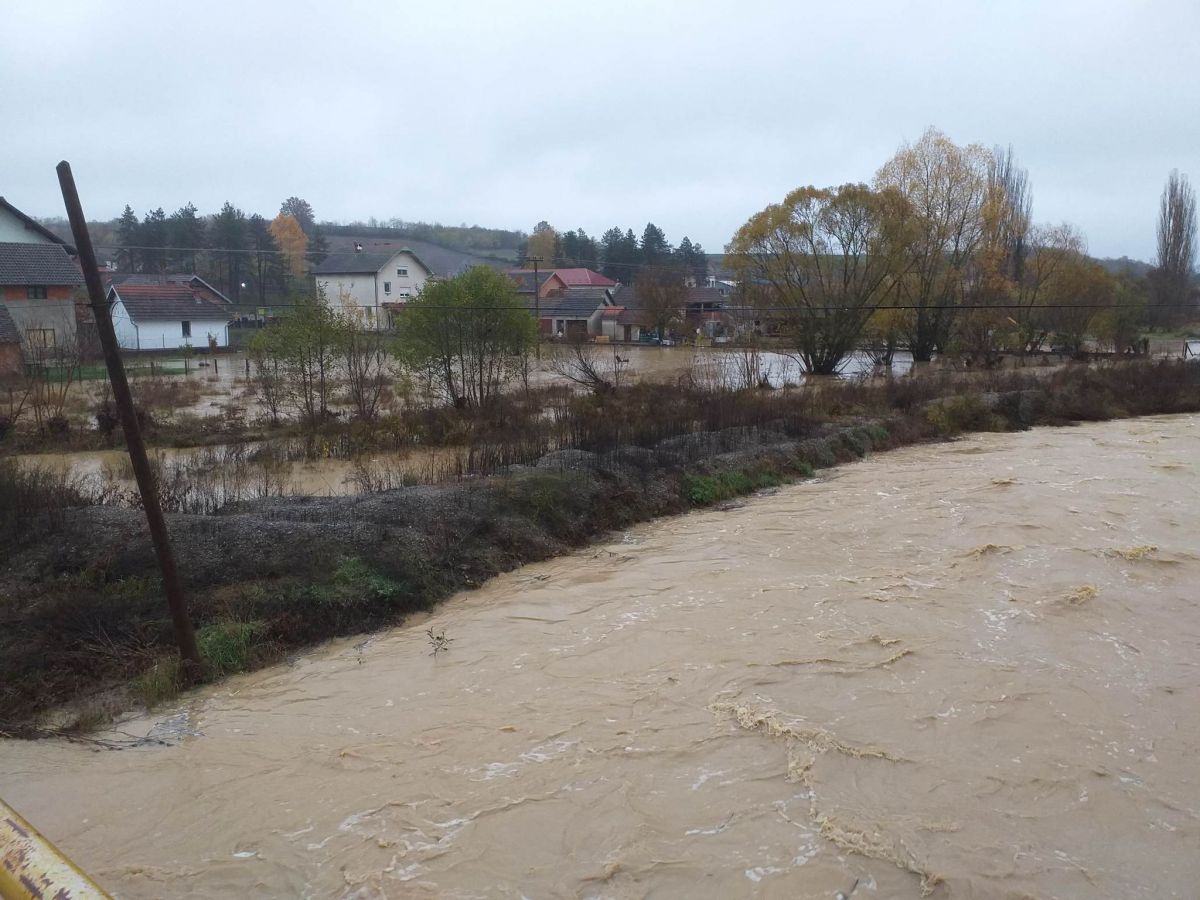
(3, 414, 1198, 898)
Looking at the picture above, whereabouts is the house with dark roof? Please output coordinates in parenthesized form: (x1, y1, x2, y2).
(313, 246, 435, 328)
(0, 241, 85, 357)
(0, 196, 85, 356)
(540, 286, 615, 338)
(108, 282, 232, 350)
(314, 238, 511, 328)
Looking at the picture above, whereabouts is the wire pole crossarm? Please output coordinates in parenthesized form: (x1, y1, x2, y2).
(56, 161, 201, 671)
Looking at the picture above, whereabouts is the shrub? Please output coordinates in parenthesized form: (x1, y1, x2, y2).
(198, 621, 267, 676)
(926, 394, 1007, 436)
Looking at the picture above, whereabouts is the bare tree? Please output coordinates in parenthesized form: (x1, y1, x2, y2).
(634, 265, 687, 340)
(1152, 169, 1197, 325)
(545, 335, 627, 394)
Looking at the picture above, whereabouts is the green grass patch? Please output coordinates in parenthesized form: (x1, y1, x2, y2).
(197, 620, 267, 676)
(683, 467, 786, 507)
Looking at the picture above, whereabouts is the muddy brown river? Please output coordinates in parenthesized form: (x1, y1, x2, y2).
(3, 415, 1199, 898)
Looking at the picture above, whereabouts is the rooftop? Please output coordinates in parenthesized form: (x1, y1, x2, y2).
(0, 242, 83, 287)
(109, 283, 232, 321)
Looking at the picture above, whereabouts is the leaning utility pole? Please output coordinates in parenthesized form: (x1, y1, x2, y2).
(525, 255, 543, 360)
(56, 161, 201, 671)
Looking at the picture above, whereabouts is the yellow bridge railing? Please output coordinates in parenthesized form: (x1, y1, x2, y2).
(1, 798, 111, 899)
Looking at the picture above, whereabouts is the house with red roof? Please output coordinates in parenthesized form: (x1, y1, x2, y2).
(107, 282, 232, 350)
(550, 268, 617, 288)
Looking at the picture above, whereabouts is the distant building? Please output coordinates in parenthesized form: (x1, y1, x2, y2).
(551, 268, 617, 289)
(312, 247, 434, 328)
(107, 282, 232, 350)
(313, 238, 513, 328)
(107, 273, 233, 307)
(0, 196, 84, 357)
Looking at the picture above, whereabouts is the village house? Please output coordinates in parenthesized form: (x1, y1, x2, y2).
(313, 238, 510, 328)
(0, 196, 84, 358)
(107, 282, 232, 350)
(507, 269, 568, 300)
(106, 272, 234, 307)
(312, 246, 433, 328)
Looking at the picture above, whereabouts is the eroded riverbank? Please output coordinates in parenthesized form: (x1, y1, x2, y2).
(2, 415, 1198, 897)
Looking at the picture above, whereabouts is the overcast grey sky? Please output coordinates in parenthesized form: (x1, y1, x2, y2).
(3, 0, 1197, 259)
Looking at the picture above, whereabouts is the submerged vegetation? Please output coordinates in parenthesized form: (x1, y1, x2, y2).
(2, 357, 1198, 733)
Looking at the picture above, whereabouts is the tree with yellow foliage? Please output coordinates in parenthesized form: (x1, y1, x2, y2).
(727, 183, 916, 375)
(270, 213, 308, 280)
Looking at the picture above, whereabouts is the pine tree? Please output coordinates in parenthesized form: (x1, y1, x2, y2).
(140, 208, 168, 274)
(640, 222, 671, 267)
(168, 202, 206, 273)
(247, 214, 284, 305)
(600, 227, 625, 281)
(210, 202, 247, 301)
(116, 205, 141, 272)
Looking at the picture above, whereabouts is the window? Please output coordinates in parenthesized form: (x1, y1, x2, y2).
(25, 328, 56, 349)
(398, 288, 411, 298)
(181, 321, 192, 338)
(26, 286, 48, 299)
(383, 281, 392, 294)
(397, 266, 408, 277)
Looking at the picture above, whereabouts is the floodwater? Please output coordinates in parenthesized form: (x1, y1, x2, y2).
(3, 415, 1199, 898)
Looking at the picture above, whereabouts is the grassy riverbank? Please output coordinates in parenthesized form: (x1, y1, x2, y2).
(2, 359, 1198, 735)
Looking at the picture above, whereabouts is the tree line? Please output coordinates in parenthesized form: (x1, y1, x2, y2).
(727, 127, 1197, 374)
(105, 196, 328, 307)
(519, 221, 710, 285)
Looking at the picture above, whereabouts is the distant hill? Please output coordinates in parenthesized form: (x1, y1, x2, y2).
(1094, 256, 1153, 278)
(320, 220, 523, 261)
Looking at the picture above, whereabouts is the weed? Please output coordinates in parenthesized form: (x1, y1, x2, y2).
(198, 621, 267, 676)
(133, 656, 182, 709)
(426, 627, 453, 656)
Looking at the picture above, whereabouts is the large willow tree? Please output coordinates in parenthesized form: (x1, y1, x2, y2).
(874, 128, 990, 361)
(727, 183, 915, 375)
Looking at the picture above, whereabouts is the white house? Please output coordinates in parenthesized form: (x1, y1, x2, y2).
(108, 282, 231, 350)
(312, 247, 433, 328)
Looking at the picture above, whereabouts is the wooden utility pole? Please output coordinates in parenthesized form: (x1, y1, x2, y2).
(525, 255, 543, 360)
(56, 161, 201, 671)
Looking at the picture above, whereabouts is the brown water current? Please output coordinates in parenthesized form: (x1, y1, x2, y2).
(3, 415, 1199, 898)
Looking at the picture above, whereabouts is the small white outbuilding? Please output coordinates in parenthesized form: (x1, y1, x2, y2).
(108, 282, 231, 350)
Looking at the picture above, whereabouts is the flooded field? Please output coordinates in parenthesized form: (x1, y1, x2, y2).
(3, 415, 1198, 898)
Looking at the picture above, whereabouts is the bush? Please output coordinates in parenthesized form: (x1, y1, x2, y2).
(926, 394, 1007, 436)
(198, 621, 267, 676)
(0, 458, 98, 546)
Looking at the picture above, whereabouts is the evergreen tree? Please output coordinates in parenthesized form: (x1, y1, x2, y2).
(140, 207, 168, 274)
(640, 222, 671, 267)
(307, 225, 330, 266)
(619, 228, 642, 283)
(168, 202, 206, 273)
(210, 202, 247, 302)
(675, 236, 709, 285)
(247, 214, 285, 306)
(115, 205, 141, 272)
(599, 227, 625, 281)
